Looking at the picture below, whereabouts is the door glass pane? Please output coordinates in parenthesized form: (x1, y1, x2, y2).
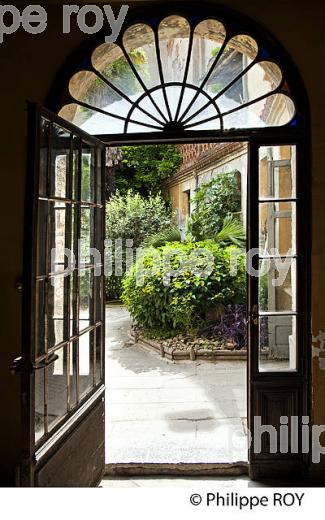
(50, 202, 67, 273)
(80, 207, 94, 265)
(36, 200, 48, 277)
(259, 202, 296, 256)
(259, 145, 296, 200)
(81, 148, 95, 202)
(51, 124, 70, 198)
(54, 153, 68, 199)
(79, 269, 93, 331)
(260, 315, 297, 371)
(35, 368, 45, 442)
(69, 341, 77, 408)
(79, 331, 94, 398)
(95, 326, 103, 385)
(47, 346, 68, 431)
(96, 148, 102, 205)
(258, 144, 298, 373)
(70, 273, 76, 337)
(35, 280, 46, 357)
(259, 259, 297, 312)
(33, 111, 104, 448)
(48, 275, 65, 348)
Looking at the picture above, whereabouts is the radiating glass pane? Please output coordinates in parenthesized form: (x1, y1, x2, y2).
(158, 16, 190, 84)
(92, 43, 144, 99)
(204, 35, 258, 98)
(35, 368, 45, 442)
(137, 88, 170, 122)
(127, 106, 164, 130)
(59, 103, 125, 135)
(259, 259, 297, 312)
(187, 20, 226, 87)
(223, 94, 295, 129)
(69, 70, 130, 118)
(127, 122, 161, 134)
(259, 315, 297, 371)
(79, 269, 93, 331)
(259, 202, 296, 256)
(48, 346, 68, 430)
(48, 275, 65, 348)
(259, 145, 296, 200)
(79, 331, 94, 398)
(123, 24, 160, 89)
(217, 61, 282, 111)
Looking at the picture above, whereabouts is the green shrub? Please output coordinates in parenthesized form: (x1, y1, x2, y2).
(188, 172, 242, 241)
(122, 240, 246, 338)
(105, 191, 175, 300)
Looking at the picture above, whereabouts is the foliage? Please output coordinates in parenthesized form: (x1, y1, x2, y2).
(202, 304, 247, 349)
(143, 227, 181, 248)
(122, 240, 246, 338)
(187, 172, 242, 241)
(105, 191, 174, 299)
(216, 215, 246, 248)
(115, 145, 182, 196)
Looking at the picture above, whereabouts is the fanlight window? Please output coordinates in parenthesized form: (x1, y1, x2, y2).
(59, 16, 295, 135)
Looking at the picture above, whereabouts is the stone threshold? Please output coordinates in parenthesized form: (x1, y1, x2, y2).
(105, 462, 248, 478)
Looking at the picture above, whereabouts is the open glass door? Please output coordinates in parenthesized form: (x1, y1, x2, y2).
(20, 104, 106, 487)
(248, 142, 310, 479)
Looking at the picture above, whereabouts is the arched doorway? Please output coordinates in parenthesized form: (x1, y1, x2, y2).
(22, 2, 311, 486)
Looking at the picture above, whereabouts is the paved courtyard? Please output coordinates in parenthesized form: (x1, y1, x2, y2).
(105, 305, 247, 464)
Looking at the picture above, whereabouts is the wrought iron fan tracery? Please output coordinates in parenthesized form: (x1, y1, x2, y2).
(59, 15, 296, 136)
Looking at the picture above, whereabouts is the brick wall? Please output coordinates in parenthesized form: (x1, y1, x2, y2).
(179, 142, 245, 171)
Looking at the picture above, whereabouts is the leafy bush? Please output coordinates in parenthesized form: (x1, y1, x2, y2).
(122, 240, 246, 338)
(105, 191, 175, 300)
(188, 172, 242, 241)
(115, 145, 182, 196)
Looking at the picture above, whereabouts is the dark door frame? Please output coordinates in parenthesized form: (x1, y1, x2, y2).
(22, 0, 311, 481)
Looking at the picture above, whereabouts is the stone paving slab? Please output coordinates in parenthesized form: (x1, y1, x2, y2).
(105, 305, 248, 464)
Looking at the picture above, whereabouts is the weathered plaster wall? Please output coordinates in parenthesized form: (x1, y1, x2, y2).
(0, 0, 324, 483)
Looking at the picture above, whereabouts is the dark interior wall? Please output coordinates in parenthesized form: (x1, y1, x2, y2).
(0, 0, 324, 483)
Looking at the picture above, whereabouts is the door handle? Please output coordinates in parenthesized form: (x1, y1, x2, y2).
(10, 353, 59, 374)
(250, 304, 259, 326)
(33, 353, 59, 371)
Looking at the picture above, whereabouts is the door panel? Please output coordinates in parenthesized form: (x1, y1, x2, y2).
(248, 142, 310, 479)
(21, 104, 106, 487)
